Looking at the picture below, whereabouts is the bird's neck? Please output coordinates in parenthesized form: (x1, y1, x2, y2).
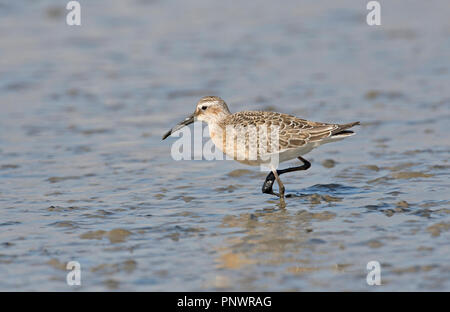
(206, 111, 230, 128)
(206, 114, 229, 144)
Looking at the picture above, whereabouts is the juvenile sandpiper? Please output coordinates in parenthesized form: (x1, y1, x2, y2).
(162, 96, 360, 205)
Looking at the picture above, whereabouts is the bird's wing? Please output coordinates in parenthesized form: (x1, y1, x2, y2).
(220, 111, 359, 154)
(282, 118, 360, 150)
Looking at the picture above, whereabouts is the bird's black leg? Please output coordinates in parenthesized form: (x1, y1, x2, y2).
(262, 171, 278, 196)
(261, 156, 311, 196)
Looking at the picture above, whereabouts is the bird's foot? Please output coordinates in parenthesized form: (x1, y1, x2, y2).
(262, 174, 287, 206)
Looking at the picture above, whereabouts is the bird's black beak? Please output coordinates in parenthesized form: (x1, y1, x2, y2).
(162, 112, 195, 140)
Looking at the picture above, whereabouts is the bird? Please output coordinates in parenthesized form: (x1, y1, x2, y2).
(162, 96, 360, 205)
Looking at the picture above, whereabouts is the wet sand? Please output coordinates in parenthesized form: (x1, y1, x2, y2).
(0, 0, 449, 291)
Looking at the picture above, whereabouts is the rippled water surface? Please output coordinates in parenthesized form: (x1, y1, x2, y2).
(0, 0, 449, 291)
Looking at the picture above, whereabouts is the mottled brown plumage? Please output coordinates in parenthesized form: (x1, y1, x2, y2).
(219, 111, 359, 152)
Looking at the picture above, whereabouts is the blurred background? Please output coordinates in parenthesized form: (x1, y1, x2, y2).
(0, 0, 449, 291)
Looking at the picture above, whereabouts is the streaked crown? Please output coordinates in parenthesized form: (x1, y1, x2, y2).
(195, 96, 231, 122)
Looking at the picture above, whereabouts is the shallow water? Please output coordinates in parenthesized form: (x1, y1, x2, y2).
(0, 0, 449, 291)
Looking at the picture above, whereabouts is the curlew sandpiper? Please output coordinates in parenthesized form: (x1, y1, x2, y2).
(162, 96, 360, 204)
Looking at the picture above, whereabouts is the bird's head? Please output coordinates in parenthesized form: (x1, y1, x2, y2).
(162, 96, 231, 140)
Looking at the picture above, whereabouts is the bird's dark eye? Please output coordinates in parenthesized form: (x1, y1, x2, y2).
(201, 106, 208, 110)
